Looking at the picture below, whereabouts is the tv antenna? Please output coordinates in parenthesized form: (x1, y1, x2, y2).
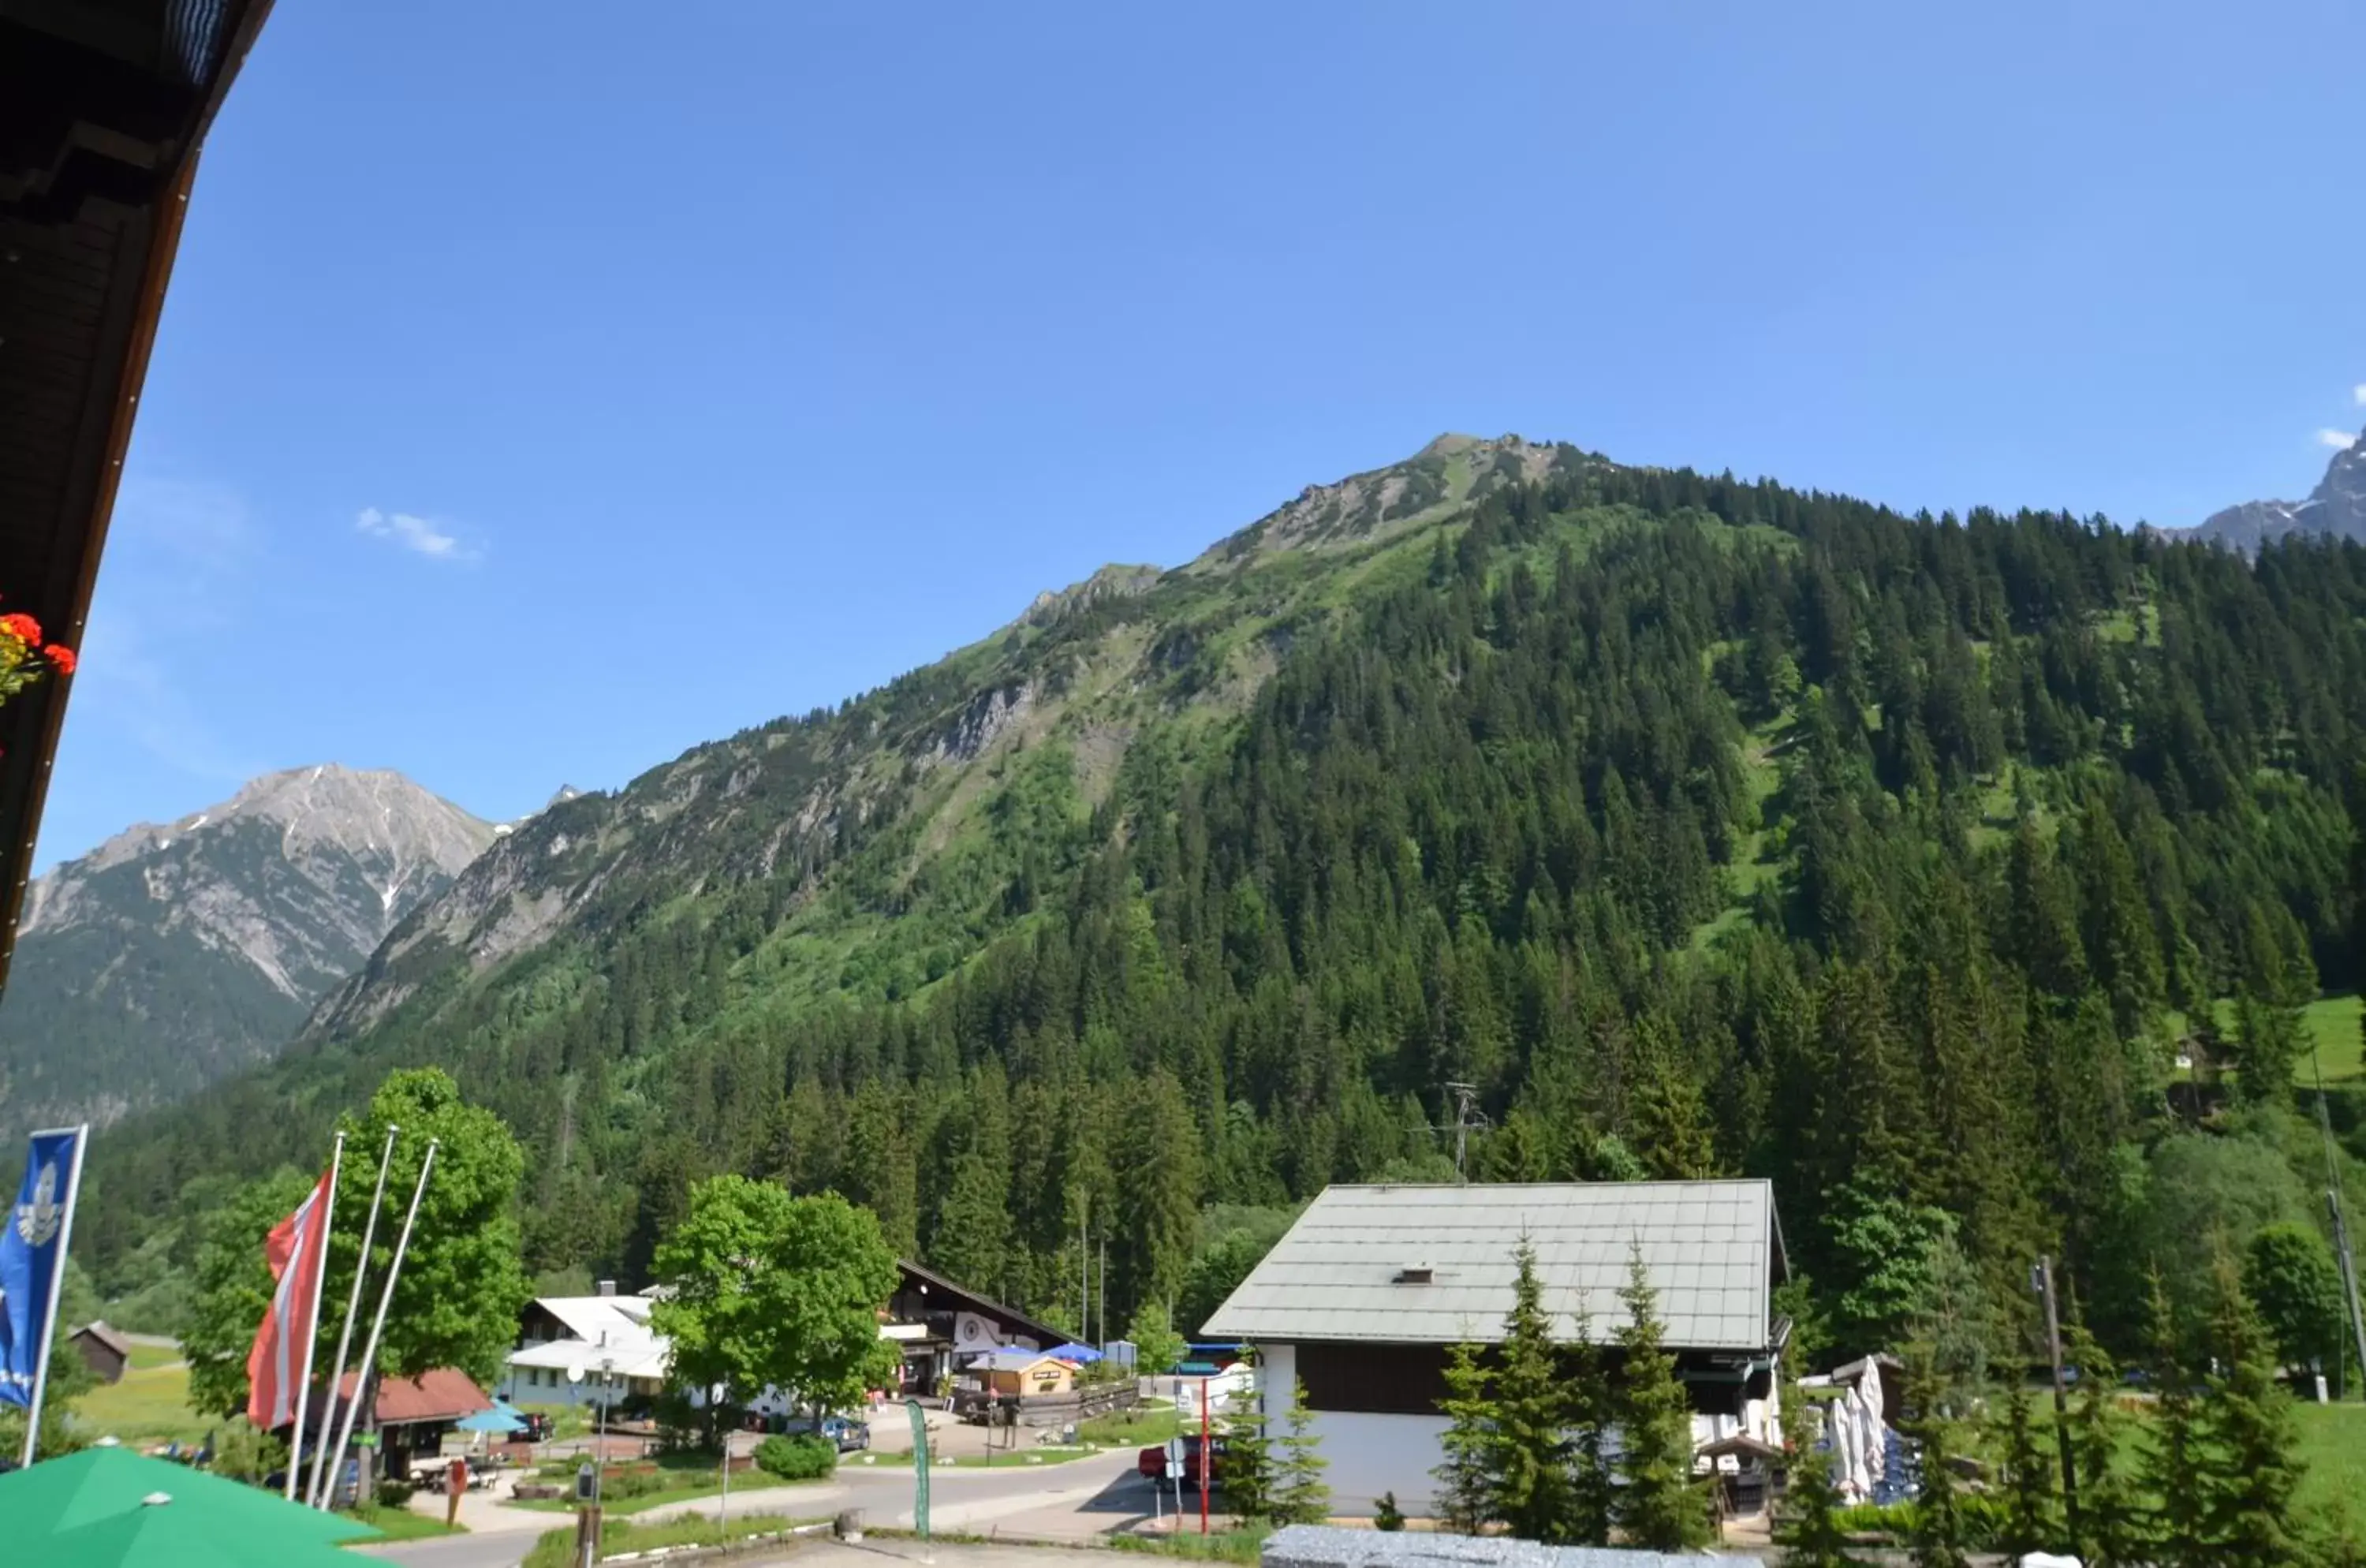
(1425, 1081, 1490, 1182)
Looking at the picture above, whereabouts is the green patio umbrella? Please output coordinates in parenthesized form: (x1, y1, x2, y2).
(0, 1446, 379, 1553)
(37, 1502, 372, 1568)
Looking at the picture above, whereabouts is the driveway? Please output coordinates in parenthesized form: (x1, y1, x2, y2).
(362, 1447, 1166, 1568)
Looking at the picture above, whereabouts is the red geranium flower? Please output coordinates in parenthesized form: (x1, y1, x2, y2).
(43, 644, 76, 676)
(0, 612, 40, 644)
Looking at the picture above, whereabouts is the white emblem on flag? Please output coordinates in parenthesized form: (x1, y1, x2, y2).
(14, 1158, 62, 1247)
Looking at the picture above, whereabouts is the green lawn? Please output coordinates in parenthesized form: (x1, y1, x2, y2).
(510, 1459, 831, 1516)
(339, 1504, 466, 1543)
(124, 1342, 183, 1372)
(510, 1480, 728, 1516)
(2294, 1398, 2366, 1518)
(2084, 1394, 2364, 1528)
(931, 1445, 1095, 1469)
(2301, 993, 2362, 1082)
(70, 1361, 211, 1445)
(521, 1511, 818, 1568)
(1080, 1405, 1184, 1447)
(1108, 1526, 1273, 1562)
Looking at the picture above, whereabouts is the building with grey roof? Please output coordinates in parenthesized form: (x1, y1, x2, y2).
(1201, 1180, 1789, 1518)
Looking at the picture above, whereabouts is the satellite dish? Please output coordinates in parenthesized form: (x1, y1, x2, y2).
(565, 1362, 585, 1386)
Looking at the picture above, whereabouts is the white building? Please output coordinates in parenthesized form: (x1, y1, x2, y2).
(499, 1287, 672, 1410)
(498, 1263, 1074, 1415)
(1201, 1179, 1789, 1517)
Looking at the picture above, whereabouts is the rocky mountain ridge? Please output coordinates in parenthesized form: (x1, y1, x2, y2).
(2185, 424, 2366, 551)
(0, 764, 494, 1137)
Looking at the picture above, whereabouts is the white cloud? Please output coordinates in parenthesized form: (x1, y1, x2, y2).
(2353, 383, 2366, 406)
(2316, 428, 2357, 450)
(356, 506, 474, 560)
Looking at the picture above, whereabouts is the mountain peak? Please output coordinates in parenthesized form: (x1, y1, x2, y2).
(2, 767, 494, 1137)
(2185, 422, 2366, 551)
(1202, 433, 1599, 565)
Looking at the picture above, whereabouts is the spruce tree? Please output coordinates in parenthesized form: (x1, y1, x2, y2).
(1995, 1372, 2060, 1559)
(1566, 1289, 1614, 1546)
(1492, 1238, 1578, 1540)
(1771, 1401, 1872, 1568)
(2197, 1242, 2307, 1568)
(1902, 1346, 1970, 1568)
(2066, 1326, 2146, 1568)
(1611, 1244, 1711, 1550)
(1431, 1338, 1496, 1535)
(2137, 1271, 2211, 1568)
(1222, 1379, 1274, 1524)
(1270, 1377, 1333, 1526)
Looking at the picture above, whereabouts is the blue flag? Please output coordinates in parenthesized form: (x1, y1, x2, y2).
(0, 1126, 87, 1409)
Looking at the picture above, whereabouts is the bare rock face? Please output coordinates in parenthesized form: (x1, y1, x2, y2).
(0, 765, 494, 1137)
(2185, 426, 2366, 551)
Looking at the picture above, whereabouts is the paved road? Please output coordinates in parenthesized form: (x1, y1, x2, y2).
(361, 1448, 1162, 1568)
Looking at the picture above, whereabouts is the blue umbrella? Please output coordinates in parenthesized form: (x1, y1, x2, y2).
(1045, 1342, 1103, 1363)
(454, 1406, 525, 1435)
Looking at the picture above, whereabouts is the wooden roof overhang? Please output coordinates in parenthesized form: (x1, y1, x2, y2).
(0, 0, 272, 991)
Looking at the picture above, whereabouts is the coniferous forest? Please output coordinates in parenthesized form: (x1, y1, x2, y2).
(76, 443, 2366, 1375)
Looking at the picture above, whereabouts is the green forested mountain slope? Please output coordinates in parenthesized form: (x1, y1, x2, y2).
(80, 435, 2366, 1359)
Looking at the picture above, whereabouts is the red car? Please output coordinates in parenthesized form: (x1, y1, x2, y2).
(1136, 1433, 1226, 1490)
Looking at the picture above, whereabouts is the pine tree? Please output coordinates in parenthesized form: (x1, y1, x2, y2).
(1611, 1244, 1711, 1550)
(1994, 1371, 2060, 1559)
(2197, 1241, 2307, 1568)
(1491, 1238, 1579, 1540)
(1431, 1338, 1496, 1535)
(1772, 1403, 1872, 1568)
(1222, 1378, 1274, 1524)
(2066, 1326, 2146, 1568)
(1566, 1289, 1614, 1546)
(1902, 1346, 1970, 1568)
(2137, 1271, 2211, 1568)
(1270, 1377, 1333, 1525)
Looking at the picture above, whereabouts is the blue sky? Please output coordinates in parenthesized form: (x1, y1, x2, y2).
(41, 0, 2366, 865)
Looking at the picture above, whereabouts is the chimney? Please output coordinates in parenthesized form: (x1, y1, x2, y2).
(597, 1279, 617, 1297)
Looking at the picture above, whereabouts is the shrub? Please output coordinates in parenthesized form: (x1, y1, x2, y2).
(375, 1478, 415, 1509)
(1374, 1491, 1405, 1531)
(753, 1433, 837, 1480)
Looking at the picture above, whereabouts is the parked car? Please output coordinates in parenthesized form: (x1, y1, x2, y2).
(782, 1413, 871, 1452)
(518, 1412, 554, 1443)
(1136, 1433, 1227, 1490)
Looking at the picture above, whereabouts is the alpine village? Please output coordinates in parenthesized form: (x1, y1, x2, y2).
(2, 6, 2363, 1568)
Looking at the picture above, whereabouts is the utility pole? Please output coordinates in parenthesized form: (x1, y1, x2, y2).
(2032, 1256, 2081, 1537)
(1079, 1194, 1089, 1346)
(2308, 1032, 2366, 1386)
(1099, 1236, 1107, 1352)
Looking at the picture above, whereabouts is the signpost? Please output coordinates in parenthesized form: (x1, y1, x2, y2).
(1162, 1435, 1185, 1529)
(1199, 1377, 1211, 1536)
(573, 1461, 600, 1568)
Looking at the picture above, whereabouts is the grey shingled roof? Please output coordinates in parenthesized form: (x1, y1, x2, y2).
(1201, 1181, 1781, 1352)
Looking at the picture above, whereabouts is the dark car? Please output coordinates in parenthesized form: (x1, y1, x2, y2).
(782, 1413, 871, 1452)
(518, 1412, 554, 1443)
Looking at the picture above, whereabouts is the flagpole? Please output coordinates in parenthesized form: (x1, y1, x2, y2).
(322, 1138, 436, 1513)
(311, 1126, 396, 1509)
(284, 1133, 345, 1500)
(21, 1123, 89, 1468)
